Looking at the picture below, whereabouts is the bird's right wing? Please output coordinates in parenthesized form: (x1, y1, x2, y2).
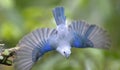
(14, 28, 57, 70)
(68, 20, 111, 49)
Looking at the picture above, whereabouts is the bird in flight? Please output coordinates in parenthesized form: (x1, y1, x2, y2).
(14, 6, 111, 70)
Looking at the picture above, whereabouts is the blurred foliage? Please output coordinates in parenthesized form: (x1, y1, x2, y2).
(0, 0, 120, 70)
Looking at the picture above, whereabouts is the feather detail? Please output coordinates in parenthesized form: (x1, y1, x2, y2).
(87, 25, 111, 49)
(69, 21, 90, 37)
(52, 6, 66, 25)
(69, 20, 111, 49)
(69, 21, 91, 48)
(14, 28, 57, 70)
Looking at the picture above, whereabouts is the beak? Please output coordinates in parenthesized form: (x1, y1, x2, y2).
(65, 55, 69, 59)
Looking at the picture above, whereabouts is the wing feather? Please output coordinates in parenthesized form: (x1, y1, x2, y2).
(69, 20, 111, 49)
(14, 28, 57, 70)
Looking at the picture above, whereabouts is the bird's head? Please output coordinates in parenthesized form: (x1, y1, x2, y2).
(56, 45, 71, 58)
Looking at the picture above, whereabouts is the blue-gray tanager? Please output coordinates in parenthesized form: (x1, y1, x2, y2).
(14, 6, 111, 70)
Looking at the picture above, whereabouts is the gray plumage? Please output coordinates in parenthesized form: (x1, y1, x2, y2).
(14, 28, 57, 70)
(14, 7, 111, 70)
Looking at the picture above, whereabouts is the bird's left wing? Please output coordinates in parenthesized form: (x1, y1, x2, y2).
(68, 20, 111, 49)
(14, 28, 57, 70)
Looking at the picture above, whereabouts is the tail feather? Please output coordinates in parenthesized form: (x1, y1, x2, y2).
(14, 28, 56, 70)
(52, 6, 66, 25)
(69, 20, 111, 49)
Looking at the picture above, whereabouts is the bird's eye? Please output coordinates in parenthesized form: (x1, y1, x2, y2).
(64, 51, 65, 54)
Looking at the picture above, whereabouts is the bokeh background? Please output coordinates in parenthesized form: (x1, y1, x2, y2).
(0, 0, 120, 70)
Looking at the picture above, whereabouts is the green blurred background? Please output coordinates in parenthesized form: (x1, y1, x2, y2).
(0, 0, 120, 70)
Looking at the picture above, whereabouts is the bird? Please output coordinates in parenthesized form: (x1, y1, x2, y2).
(14, 6, 111, 70)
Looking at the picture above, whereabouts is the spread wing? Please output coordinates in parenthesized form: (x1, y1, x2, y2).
(69, 20, 111, 49)
(14, 28, 57, 70)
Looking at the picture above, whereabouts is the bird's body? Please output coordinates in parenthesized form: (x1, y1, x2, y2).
(14, 7, 111, 70)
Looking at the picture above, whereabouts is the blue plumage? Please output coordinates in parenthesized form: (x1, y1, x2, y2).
(40, 41, 53, 54)
(72, 32, 94, 48)
(14, 6, 111, 70)
(72, 33, 83, 48)
(32, 47, 41, 62)
(52, 6, 66, 25)
(84, 25, 96, 38)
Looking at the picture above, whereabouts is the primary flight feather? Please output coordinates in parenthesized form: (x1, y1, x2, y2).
(14, 6, 111, 70)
